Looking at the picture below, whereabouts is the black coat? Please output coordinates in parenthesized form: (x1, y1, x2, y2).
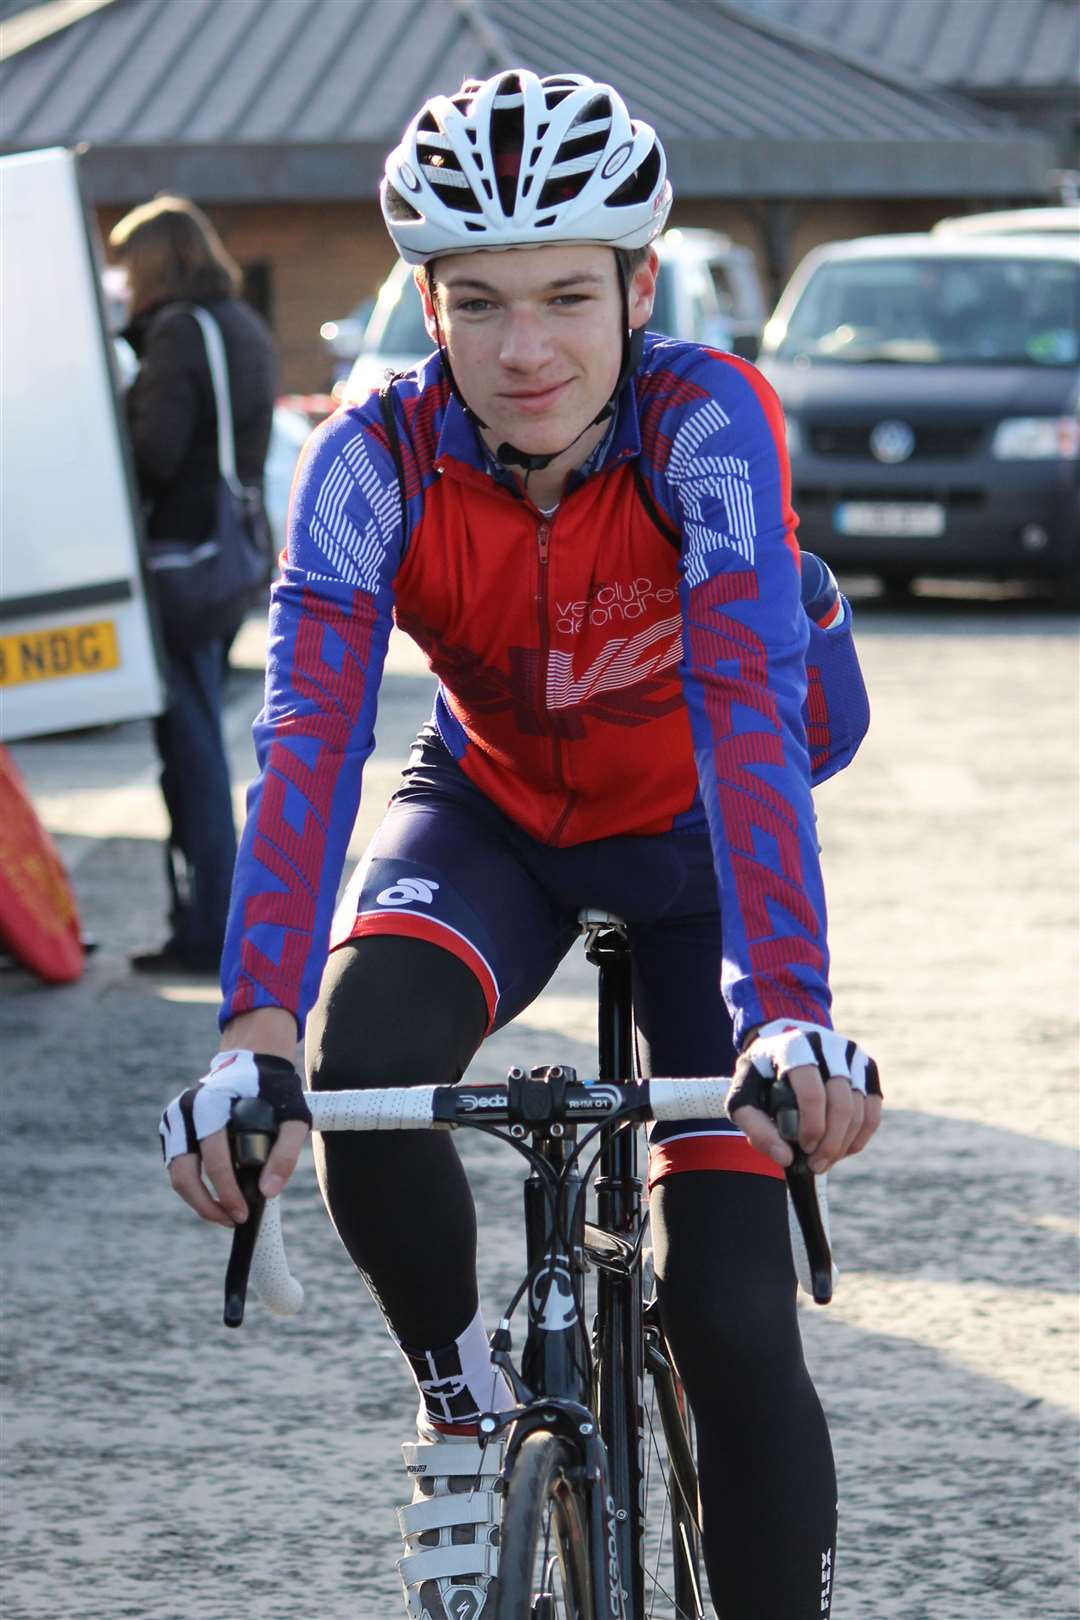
(124, 296, 278, 543)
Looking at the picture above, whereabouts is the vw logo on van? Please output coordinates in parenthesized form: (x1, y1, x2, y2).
(869, 419, 916, 464)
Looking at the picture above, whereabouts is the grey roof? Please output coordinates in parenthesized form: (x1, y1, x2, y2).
(0, 0, 1056, 201)
(725, 0, 1080, 91)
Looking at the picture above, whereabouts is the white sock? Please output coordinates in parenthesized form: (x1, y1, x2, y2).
(399, 1305, 514, 1431)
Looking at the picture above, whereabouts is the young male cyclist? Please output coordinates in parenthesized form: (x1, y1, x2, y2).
(161, 71, 881, 1620)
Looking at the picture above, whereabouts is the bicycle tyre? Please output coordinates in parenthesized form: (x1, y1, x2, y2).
(495, 1431, 596, 1620)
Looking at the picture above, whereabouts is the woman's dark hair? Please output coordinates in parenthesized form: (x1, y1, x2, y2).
(109, 194, 241, 316)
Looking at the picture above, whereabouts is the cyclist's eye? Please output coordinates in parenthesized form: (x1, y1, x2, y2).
(453, 298, 494, 315)
(552, 294, 589, 307)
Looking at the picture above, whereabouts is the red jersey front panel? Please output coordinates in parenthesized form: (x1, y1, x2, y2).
(394, 457, 696, 846)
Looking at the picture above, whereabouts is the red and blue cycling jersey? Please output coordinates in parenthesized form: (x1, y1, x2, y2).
(221, 333, 868, 1038)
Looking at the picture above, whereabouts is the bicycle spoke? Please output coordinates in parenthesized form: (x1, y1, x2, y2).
(639, 1372, 702, 1619)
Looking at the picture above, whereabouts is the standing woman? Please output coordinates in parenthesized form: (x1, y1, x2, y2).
(110, 196, 278, 975)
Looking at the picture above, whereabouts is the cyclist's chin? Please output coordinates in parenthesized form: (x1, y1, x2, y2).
(487, 400, 596, 458)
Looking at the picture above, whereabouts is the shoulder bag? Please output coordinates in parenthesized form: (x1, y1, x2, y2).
(145, 305, 272, 652)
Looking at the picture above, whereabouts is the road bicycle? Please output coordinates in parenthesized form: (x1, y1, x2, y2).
(223, 909, 833, 1620)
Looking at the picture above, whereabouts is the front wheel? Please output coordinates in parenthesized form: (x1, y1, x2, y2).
(495, 1431, 595, 1620)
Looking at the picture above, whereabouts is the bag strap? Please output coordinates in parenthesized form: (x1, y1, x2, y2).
(179, 305, 242, 495)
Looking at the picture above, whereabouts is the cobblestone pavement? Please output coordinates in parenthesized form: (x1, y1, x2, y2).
(2, 588, 1077, 1619)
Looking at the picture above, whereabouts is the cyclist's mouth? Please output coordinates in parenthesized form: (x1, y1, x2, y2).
(500, 380, 573, 413)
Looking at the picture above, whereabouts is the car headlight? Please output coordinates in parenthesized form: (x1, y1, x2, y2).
(991, 417, 1080, 460)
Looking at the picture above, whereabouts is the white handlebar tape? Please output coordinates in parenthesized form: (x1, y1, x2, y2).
(647, 1077, 731, 1120)
(307, 1087, 439, 1131)
(251, 1197, 304, 1316)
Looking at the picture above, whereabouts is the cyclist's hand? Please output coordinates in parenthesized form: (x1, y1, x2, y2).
(159, 1051, 312, 1227)
(727, 1020, 882, 1173)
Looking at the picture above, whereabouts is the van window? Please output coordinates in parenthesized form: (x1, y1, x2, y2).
(772, 256, 1080, 367)
(648, 260, 677, 337)
(370, 276, 431, 357)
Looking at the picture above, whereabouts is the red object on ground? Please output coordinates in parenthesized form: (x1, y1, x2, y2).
(0, 746, 84, 983)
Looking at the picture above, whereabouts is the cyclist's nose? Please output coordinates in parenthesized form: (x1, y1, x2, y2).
(499, 307, 554, 370)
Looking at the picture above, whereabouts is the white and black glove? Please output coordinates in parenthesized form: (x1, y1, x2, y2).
(728, 1018, 882, 1118)
(159, 1050, 311, 1167)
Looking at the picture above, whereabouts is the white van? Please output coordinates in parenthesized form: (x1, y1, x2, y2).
(933, 205, 1080, 239)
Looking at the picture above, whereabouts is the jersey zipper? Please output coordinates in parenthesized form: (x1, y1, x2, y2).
(534, 518, 578, 844)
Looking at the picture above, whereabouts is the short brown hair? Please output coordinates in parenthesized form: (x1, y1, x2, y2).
(109, 195, 240, 316)
(615, 246, 649, 280)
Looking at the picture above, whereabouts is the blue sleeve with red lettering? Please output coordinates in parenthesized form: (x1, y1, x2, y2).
(218, 400, 404, 1032)
(639, 341, 832, 1040)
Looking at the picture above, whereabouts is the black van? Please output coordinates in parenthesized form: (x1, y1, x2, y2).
(758, 233, 1080, 596)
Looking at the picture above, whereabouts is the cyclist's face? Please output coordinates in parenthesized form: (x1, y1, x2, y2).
(418, 244, 657, 456)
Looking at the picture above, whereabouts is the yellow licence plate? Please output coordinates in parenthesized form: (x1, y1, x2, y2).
(0, 620, 120, 687)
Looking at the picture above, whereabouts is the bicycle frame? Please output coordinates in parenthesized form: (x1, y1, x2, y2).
(490, 920, 702, 1620)
(589, 922, 647, 1620)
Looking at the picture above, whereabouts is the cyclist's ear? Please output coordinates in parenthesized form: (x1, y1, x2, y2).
(628, 247, 659, 331)
(415, 264, 440, 343)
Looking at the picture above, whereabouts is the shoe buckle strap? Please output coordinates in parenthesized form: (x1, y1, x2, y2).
(401, 1438, 502, 1478)
(397, 1542, 500, 1586)
(397, 1492, 499, 1537)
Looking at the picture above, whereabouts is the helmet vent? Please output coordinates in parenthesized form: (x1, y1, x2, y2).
(415, 128, 483, 215)
(543, 83, 577, 109)
(491, 98, 525, 213)
(606, 142, 661, 207)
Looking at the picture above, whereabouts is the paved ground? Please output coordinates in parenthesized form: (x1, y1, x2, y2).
(2, 583, 1077, 1619)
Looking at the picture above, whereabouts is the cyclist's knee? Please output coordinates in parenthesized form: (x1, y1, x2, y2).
(652, 1169, 803, 1389)
(306, 934, 487, 1092)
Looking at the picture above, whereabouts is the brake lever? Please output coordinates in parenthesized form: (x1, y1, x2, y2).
(223, 1097, 278, 1328)
(768, 1077, 834, 1305)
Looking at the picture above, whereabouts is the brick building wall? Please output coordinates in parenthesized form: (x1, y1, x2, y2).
(98, 193, 978, 394)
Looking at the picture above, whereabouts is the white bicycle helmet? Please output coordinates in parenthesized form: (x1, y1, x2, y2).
(382, 69, 672, 264)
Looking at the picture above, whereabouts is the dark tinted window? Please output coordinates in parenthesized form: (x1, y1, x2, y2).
(769, 256, 1080, 366)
